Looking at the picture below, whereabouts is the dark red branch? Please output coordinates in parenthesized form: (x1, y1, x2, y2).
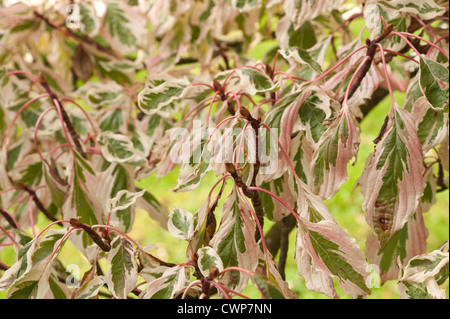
(69, 218, 111, 252)
(225, 109, 265, 243)
(339, 24, 394, 104)
(20, 184, 60, 224)
(38, 74, 86, 158)
(0, 208, 18, 229)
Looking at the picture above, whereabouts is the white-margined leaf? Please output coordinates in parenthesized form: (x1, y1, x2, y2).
(0, 229, 70, 298)
(398, 241, 449, 299)
(107, 189, 145, 214)
(412, 96, 449, 153)
(197, 246, 224, 277)
(98, 131, 147, 164)
(137, 74, 190, 116)
(102, 1, 144, 54)
(167, 208, 195, 240)
(79, 1, 100, 37)
(105, 236, 138, 299)
(419, 57, 449, 109)
(294, 181, 371, 296)
(139, 265, 191, 299)
(71, 264, 105, 299)
(216, 67, 278, 96)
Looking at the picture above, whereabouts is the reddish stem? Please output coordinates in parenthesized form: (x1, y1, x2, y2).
(382, 48, 420, 63)
(190, 82, 215, 91)
(209, 281, 232, 299)
(312, 46, 367, 84)
(248, 186, 300, 221)
(0, 225, 20, 248)
(376, 43, 397, 109)
(343, 55, 371, 106)
(391, 31, 449, 58)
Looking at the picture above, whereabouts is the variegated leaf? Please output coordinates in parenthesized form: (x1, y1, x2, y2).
(232, 0, 261, 12)
(139, 265, 190, 299)
(294, 182, 371, 296)
(7, 265, 69, 299)
(294, 0, 344, 28)
(137, 74, 190, 116)
(105, 236, 138, 299)
(259, 174, 296, 221)
(419, 57, 449, 109)
(295, 87, 335, 145)
(172, 123, 212, 193)
(358, 106, 424, 247)
(0, 228, 69, 298)
(364, 0, 446, 48)
(296, 217, 371, 296)
(366, 167, 434, 283)
(412, 96, 449, 153)
(98, 131, 147, 165)
(295, 244, 338, 298)
(311, 109, 360, 200)
(71, 264, 105, 299)
(107, 189, 145, 214)
(62, 154, 101, 226)
(210, 188, 259, 291)
(398, 241, 449, 299)
(366, 210, 428, 284)
(78, 1, 100, 37)
(76, 81, 130, 110)
(278, 47, 322, 74)
(167, 208, 195, 241)
(102, 1, 144, 54)
(216, 67, 278, 96)
(262, 250, 298, 299)
(249, 275, 287, 299)
(197, 246, 224, 277)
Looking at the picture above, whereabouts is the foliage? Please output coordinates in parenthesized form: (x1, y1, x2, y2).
(0, 0, 448, 299)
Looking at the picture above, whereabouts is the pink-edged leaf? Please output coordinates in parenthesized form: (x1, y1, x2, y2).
(295, 245, 338, 298)
(210, 188, 259, 292)
(366, 166, 436, 283)
(259, 174, 297, 221)
(293, 181, 371, 296)
(311, 108, 360, 199)
(358, 105, 424, 248)
(366, 209, 428, 284)
(263, 250, 298, 299)
(296, 217, 371, 296)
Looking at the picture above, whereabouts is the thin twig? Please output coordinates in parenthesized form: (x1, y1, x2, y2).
(38, 74, 86, 158)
